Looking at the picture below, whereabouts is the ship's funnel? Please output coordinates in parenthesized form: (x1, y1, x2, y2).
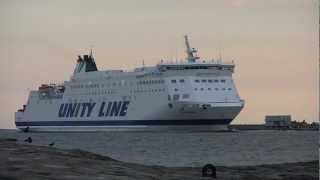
(73, 53, 98, 74)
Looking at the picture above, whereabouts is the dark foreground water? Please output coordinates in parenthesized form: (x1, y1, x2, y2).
(0, 129, 317, 167)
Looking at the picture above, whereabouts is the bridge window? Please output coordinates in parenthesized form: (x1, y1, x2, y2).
(200, 88, 204, 91)
(214, 80, 219, 83)
(195, 80, 200, 83)
(171, 80, 177, 83)
(208, 80, 212, 83)
(201, 79, 207, 83)
(228, 88, 232, 90)
(194, 88, 198, 91)
(215, 88, 219, 91)
(179, 79, 185, 83)
(174, 88, 179, 91)
(221, 79, 226, 83)
(222, 88, 226, 91)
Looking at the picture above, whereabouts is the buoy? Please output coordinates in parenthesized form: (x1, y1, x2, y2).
(49, 142, 55, 147)
(202, 164, 216, 178)
(24, 137, 32, 143)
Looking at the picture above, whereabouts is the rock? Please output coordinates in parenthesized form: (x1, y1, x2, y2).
(23, 137, 32, 143)
(0, 140, 318, 180)
(0, 138, 17, 142)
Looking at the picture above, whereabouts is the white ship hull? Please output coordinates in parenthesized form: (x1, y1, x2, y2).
(15, 36, 245, 132)
(15, 97, 244, 132)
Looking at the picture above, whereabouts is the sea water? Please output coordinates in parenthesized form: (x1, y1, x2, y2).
(0, 129, 317, 167)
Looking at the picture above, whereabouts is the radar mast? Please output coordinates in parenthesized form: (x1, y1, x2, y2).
(184, 35, 199, 63)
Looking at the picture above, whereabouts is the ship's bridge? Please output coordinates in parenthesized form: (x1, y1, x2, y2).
(156, 60, 234, 72)
(156, 35, 235, 73)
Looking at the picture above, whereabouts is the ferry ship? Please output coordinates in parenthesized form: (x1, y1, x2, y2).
(15, 36, 244, 131)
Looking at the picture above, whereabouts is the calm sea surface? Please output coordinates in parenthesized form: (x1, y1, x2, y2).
(0, 129, 317, 167)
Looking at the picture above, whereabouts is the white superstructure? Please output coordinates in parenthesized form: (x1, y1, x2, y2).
(15, 36, 244, 131)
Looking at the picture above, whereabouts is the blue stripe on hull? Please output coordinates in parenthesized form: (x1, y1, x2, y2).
(16, 119, 233, 127)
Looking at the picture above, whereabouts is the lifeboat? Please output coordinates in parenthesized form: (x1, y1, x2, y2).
(38, 84, 50, 91)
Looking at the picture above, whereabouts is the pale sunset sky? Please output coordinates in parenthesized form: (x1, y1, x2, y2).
(0, 0, 318, 128)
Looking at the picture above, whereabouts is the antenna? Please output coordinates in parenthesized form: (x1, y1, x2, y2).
(218, 40, 222, 61)
(174, 41, 178, 62)
(89, 46, 93, 57)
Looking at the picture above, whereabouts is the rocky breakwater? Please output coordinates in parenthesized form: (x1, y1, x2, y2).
(0, 139, 318, 180)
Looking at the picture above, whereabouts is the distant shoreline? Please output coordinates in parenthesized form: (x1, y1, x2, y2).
(229, 124, 319, 131)
(0, 139, 318, 180)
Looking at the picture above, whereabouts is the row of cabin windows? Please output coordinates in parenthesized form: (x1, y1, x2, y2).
(195, 87, 232, 91)
(38, 87, 165, 104)
(170, 79, 226, 83)
(173, 87, 232, 92)
(39, 89, 166, 103)
(66, 88, 166, 96)
(65, 90, 116, 96)
(62, 96, 136, 103)
(131, 88, 166, 93)
(70, 79, 164, 90)
(70, 83, 102, 89)
(164, 66, 232, 71)
(171, 79, 185, 83)
(138, 79, 165, 85)
(168, 94, 190, 101)
(64, 96, 136, 103)
(195, 79, 226, 83)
